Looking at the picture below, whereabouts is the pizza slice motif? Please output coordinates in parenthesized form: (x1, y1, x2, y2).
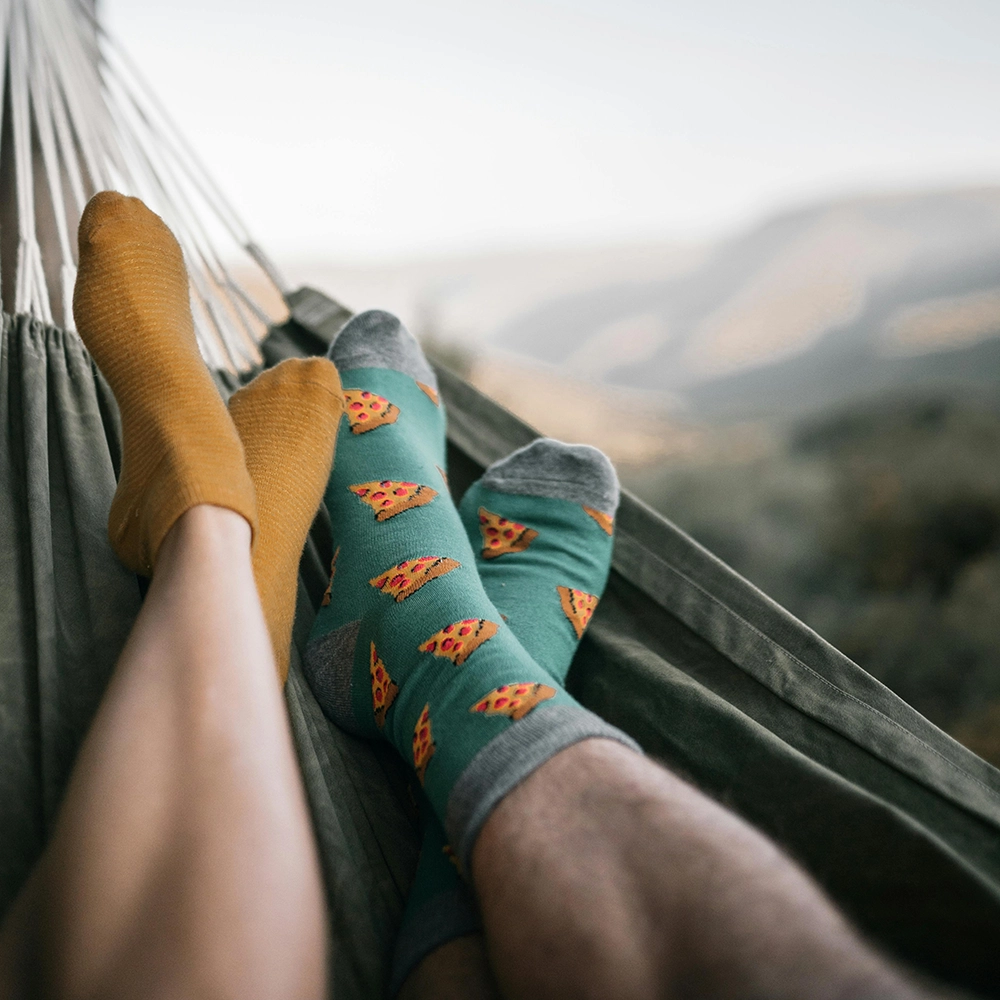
(419, 618, 498, 666)
(557, 585, 599, 639)
(478, 507, 539, 559)
(320, 546, 340, 607)
(470, 682, 556, 720)
(351, 480, 438, 521)
(583, 505, 614, 536)
(343, 389, 399, 434)
(416, 381, 440, 406)
(369, 556, 460, 601)
(369, 642, 398, 729)
(412, 704, 435, 785)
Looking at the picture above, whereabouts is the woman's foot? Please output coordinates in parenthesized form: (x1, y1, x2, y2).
(73, 191, 257, 575)
(229, 357, 344, 682)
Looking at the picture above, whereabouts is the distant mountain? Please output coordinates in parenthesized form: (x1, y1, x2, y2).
(281, 187, 1000, 424)
(284, 241, 706, 352)
(493, 188, 1000, 420)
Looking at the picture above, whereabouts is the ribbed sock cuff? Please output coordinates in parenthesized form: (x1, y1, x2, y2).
(445, 704, 642, 874)
(387, 886, 481, 998)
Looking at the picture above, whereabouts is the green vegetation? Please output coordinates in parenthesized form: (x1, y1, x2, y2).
(625, 396, 1000, 766)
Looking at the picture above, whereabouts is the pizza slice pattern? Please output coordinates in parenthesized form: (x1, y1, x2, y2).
(478, 507, 539, 559)
(369, 642, 399, 729)
(412, 704, 435, 785)
(416, 381, 440, 406)
(369, 556, 460, 602)
(343, 389, 399, 434)
(583, 505, 614, 536)
(419, 618, 499, 666)
(557, 585, 599, 639)
(320, 547, 340, 607)
(470, 682, 556, 720)
(351, 480, 438, 521)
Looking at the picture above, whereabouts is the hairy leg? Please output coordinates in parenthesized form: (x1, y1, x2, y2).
(473, 739, 950, 1000)
(0, 506, 326, 1000)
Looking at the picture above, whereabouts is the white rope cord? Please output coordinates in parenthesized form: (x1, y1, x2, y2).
(86, 5, 277, 362)
(10, 3, 53, 323)
(85, 7, 283, 284)
(102, 74, 267, 366)
(31, 40, 78, 326)
(96, 34, 272, 365)
(0, 0, 286, 369)
(100, 90, 242, 369)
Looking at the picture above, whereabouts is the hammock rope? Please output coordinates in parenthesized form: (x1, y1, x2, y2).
(0, 0, 284, 370)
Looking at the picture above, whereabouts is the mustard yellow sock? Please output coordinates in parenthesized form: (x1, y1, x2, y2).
(229, 358, 344, 683)
(73, 191, 258, 575)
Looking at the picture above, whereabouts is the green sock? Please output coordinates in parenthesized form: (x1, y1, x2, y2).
(464, 439, 617, 672)
(303, 311, 637, 880)
(388, 439, 620, 994)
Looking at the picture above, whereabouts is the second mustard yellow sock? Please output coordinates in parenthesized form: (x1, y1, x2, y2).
(229, 357, 344, 682)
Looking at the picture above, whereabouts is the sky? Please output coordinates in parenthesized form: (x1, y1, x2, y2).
(101, 0, 1000, 262)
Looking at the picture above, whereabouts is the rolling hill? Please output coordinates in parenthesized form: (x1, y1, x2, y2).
(492, 188, 1000, 420)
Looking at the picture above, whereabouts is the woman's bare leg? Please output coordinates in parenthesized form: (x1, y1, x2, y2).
(0, 505, 326, 999)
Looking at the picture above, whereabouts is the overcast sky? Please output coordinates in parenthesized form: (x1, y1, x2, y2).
(102, 0, 1000, 262)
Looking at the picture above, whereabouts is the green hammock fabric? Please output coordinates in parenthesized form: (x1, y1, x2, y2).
(3, 298, 1000, 998)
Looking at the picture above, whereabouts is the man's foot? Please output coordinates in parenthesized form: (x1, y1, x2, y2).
(73, 191, 257, 575)
(302, 309, 638, 875)
(229, 358, 344, 682)
(459, 438, 618, 671)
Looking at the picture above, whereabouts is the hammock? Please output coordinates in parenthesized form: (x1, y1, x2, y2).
(1, 4, 999, 998)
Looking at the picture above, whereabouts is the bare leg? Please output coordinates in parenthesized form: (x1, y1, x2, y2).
(0, 506, 326, 1000)
(473, 739, 951, 1000)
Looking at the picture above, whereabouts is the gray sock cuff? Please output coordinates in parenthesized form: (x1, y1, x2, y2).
(387, 886, 481, 998)
(481, 438, 620, 515)
(328, 309, 438, 390)
(445, 704, 642, 874)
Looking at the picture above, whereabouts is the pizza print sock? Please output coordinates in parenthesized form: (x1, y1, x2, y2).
(302, 309, 639, 879)
(460, 438, 619, 676)
(388, 795, 482, 996)
(389, 438, 620, 995)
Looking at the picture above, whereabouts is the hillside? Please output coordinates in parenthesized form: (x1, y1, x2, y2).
(493, 188, 1000, 419)
(283, 187, 1000, 425)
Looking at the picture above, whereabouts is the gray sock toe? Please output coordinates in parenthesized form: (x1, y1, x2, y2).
(480, 438, 620, 515)
(328, 309, 438, 389)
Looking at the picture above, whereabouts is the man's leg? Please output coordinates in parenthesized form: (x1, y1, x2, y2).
(0, 505, 326, 999)
(473, 739, 952, 1000)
